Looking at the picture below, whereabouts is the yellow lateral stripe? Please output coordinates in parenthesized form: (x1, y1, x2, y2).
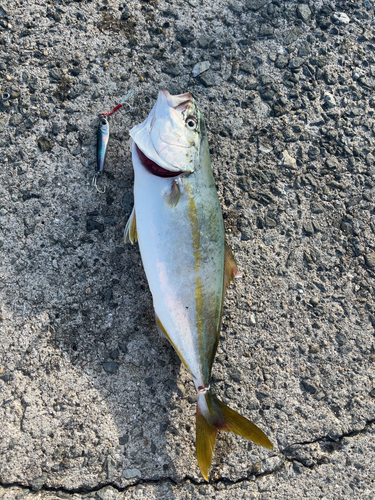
(185, 184, 205, 363)
(195, 276, 204, 346)
(187, 185, 201, 271)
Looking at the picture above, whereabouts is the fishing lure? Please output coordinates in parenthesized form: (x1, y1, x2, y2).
(97, 115, 110, 172)
(93, 90, 136, 193)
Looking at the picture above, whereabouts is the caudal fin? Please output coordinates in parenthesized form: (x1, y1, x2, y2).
(196, 391, 273, 481)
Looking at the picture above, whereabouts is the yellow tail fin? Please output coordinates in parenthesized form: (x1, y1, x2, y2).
(196, 391, 273, 481)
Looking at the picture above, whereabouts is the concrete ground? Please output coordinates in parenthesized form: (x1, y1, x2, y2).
(0, 0, 374, 498)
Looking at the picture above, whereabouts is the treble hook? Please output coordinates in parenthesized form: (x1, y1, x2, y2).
(92, 171, 106, 194)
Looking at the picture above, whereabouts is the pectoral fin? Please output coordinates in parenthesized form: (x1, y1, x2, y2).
(164, 180, 180, 207)
(124, 206, 137, 244)
(224, 241, 238, 292)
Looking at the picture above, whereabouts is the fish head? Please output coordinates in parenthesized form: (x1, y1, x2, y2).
(130, 90, 203, 176)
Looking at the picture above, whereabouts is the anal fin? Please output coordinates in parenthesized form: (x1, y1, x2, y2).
(124, 206, 137, 244)
(155, 314, 188, 370)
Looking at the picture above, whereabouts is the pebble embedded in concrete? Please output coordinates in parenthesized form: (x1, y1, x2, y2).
(192, 61, 210, 77)
(331, 12, 350, 25)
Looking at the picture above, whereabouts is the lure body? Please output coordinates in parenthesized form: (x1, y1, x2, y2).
(125, 90, 273, 480)
(97, 115, 109, 174)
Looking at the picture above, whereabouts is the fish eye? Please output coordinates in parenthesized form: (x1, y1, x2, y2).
(186, 116, 197, 130)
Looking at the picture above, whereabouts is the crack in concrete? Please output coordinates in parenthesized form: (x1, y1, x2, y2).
(1, 419, 374, 496)
(280, 417, 375, 473)
(282, 416, 375, 451)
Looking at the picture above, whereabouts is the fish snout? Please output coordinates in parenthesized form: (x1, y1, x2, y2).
(159, 89, 193, 112)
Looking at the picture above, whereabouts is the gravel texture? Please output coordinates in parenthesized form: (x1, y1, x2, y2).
(1, 0, 375, 498)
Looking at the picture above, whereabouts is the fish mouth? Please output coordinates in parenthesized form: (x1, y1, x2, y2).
(135, 145, 183, 178)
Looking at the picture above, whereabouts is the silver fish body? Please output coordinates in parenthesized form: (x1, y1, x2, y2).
(132, 130, 223, 389)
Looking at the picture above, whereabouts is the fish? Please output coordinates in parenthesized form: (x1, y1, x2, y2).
(125, 90, 273, 480)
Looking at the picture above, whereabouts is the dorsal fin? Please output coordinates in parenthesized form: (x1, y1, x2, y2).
(224, 241, 238, 293)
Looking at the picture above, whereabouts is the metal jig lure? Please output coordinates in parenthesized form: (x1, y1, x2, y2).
(92, 90, 136, 193)
(92, 115, 109, 193)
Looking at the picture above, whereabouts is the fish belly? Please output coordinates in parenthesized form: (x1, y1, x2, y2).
(132, 142, 224, 388)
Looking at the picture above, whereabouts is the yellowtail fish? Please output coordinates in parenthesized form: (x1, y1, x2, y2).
(125, 90, 273, 480)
